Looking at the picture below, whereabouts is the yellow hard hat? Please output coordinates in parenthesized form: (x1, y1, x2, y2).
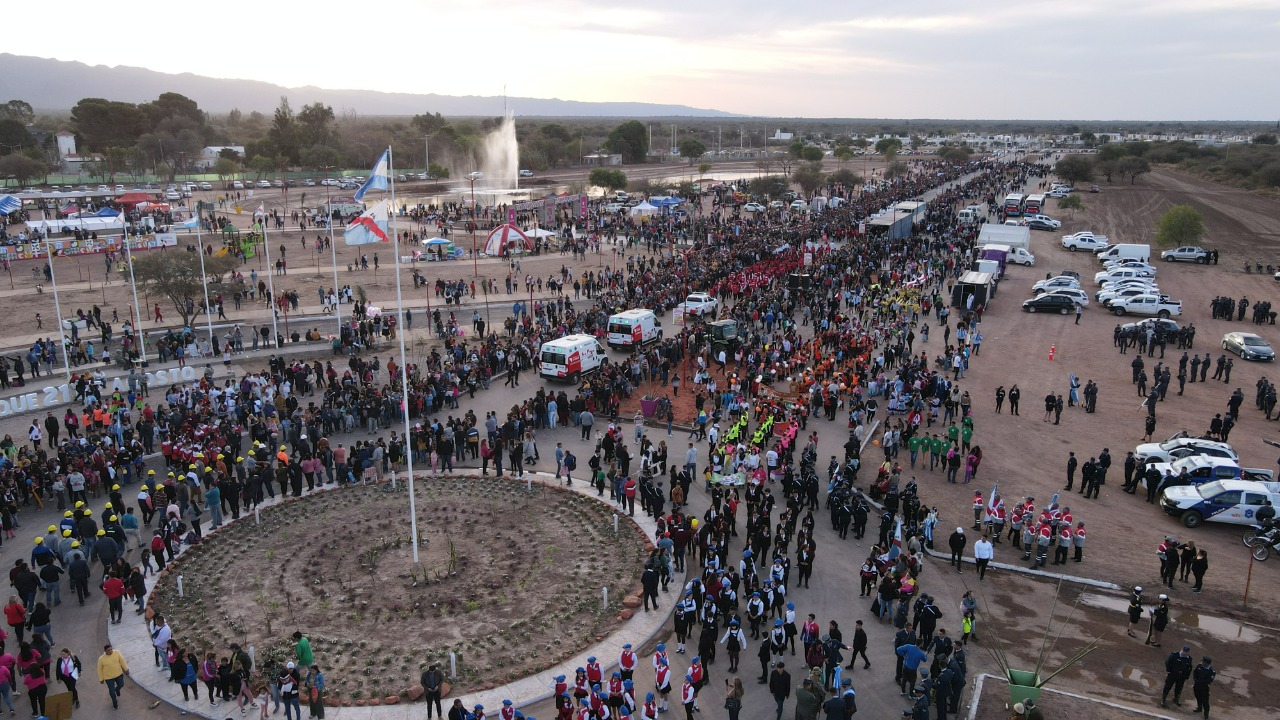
(84, 509, 92, 516)
(279, 445, 287, 451)
(217, 454, 225, 460)
(71, 541, 80, 548)
(34, 537, 43, 545)
(195, 453, 204, 458)
(104, 502, 112, 509)
(236, 457, 244, 462)
(63, 511, 72, 518)
(47, 525, 57, 533)
(109, 515, 117, 522)
(75, 501, 85, 508)
(188, 464, 196, 470)
(112, 484, 120, 491)
(62, 530, 71, 537)
(168, 472, 175, 477)
(140, 485, 149, 491)
(205, 467, 213, 472)
(96, 530, 106, 537)
(147, 470, 156, 476)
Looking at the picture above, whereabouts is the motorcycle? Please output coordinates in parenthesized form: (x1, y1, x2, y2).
(1250, 534, 1280, 561)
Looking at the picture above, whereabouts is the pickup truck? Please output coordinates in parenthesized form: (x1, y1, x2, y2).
(679, 293, 719, 318)
(1110, 294, 1182, 318)
(1061, 232, 1110, 251)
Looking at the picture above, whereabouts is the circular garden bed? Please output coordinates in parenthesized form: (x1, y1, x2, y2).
(149, 475, 652, 702)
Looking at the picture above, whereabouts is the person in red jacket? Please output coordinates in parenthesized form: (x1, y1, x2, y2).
(102, 573, 127, 624)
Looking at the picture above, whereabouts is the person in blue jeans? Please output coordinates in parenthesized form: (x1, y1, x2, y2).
(280, 662, 302, 720)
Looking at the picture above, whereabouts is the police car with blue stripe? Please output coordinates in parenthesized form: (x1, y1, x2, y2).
(1162, 479, 1280, 528)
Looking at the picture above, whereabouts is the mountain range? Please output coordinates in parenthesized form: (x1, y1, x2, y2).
(0, 54, 737, 118)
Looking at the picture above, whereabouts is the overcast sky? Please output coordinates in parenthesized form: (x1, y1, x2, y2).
(9, 0, 1280, 120)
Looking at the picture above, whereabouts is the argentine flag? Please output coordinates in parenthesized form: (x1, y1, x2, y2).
(344, 199, 390, 245)
(353, 150, 390, 201)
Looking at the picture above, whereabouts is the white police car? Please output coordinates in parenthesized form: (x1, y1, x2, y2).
(1161, 479, 1280, 528)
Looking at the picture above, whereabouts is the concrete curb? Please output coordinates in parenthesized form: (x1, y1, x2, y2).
(108, 471, 675, 719)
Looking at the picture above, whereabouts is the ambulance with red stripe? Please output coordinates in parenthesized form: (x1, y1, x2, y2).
(540, 334, 608, 383)
(607, 309, 662, 350)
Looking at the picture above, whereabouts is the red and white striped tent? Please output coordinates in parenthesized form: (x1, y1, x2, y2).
(482, 223, 533, 256)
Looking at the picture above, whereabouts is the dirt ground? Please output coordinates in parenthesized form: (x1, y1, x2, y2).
(149, 476, 650, 700)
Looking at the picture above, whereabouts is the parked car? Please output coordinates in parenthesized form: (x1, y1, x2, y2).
(1110, 294, 1182, 318)
(1222, 332, 1275, 361)
(164, 191, 181, 201)
(303, 179, 316, 187)
(789, 200, 808, 212)
(1042, 288, 1089, 306)
(1022, 294, 1077, 314)
(1120, 318, 1181, 336)
(1099, 287, 1164, 307)
(1136, 435, 1238, 465)
(1026, 218, 1059, 231)
(257, 180, 272, 188)
(199, 182, 213, 191)
(1032, 276, 1081, 294)
(742, 202, 766, 213)
(1161, 246, 1209, 263)
(232, 181, 244, 190)
(519, 169, 534, 177)
(1047, 188, 1071, 198)
(1061, 232, 1109, 251)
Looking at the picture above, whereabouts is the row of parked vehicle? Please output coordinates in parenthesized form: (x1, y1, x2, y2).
(1127, 432, 1280, 530)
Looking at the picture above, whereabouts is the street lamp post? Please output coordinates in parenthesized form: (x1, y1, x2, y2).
(469, 177, 479, 277)
(321, 166, 343, 338)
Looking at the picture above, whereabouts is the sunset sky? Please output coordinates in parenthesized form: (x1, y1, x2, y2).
(7, 0, 1279, 119)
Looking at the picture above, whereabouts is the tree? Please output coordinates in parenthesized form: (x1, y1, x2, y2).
(697, 163, 711, 177)
(427, 163, 450, 179)
(829, 169, 862, 187)
(588, 168, 628, 194)
(1095, 144, 1128, 163)
(883, 161, 908, 180)
(678, 139, 706, 166)
(800, 146, 824, 163)
(833, 146, 854, 166)
(70, 98, 149, 151)
(792, 162, 825, 195)
(0, 100, 34, 125)
(300, 145, 341, 171)
(248, 154, 277, 178)
(411, 112, 447, 135)
(296, 103, 336, 148)
(604, 121, 648, 164)
(0, 119, 33, 153)
(909, 135, 923, 151)
(939, 146, 971, 165)
(0, 154, 46, 185)
(1252, 133, 1278, 146)
(213, 157, 240, 181)
(140, 92, 204, 132)
(219, 147, 242, 161)
(132, 250, 239, 328)
(1095, 159, 1118, 185)
(1154, 204, 1205, 248)
(1116, 156, 1152, 184)
(1057, 194, 1084, 216)
(874, 138, 902, 159)
(1053, 155, 1094, 186)
(748, 175, 789, 198)
(267, 97, 301, 164)
(788, 139, 806, 160)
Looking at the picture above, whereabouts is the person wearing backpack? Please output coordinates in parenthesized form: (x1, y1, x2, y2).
(563, 451, 577, 486)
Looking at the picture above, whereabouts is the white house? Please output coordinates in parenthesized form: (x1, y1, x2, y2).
(197, 146, 246, 169)
(770, 129, 794, 142)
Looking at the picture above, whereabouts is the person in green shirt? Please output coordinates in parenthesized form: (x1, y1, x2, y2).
(961, 426, 974, 452)
(946, 423, 959, 444)
(293, 631, 314, 667)
(907, 434, 922, 468)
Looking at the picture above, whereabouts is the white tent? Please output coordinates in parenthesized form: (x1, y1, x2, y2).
(527, 228, 557, 239)
(482, 224, 534, 256)
(629, 201, 658, 218)
(25, 217, 122, 234)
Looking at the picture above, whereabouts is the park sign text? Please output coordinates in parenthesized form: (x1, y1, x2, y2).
(0, 365, 200, 418)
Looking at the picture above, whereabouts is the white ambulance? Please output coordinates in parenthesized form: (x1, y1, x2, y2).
(607, 309, 662, 349)
(539, 334, 608, 383)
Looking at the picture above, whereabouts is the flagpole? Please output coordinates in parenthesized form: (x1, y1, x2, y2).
(120, 214, 147, 364)
(324, 177, 342, 337)
(195, 209, 216, 352)
(38, 208, 72, 383)
(259, 205, 280, 347)
(388, 145, 421, 565)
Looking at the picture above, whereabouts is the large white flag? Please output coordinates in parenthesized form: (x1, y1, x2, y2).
(343, 199, 390, 245)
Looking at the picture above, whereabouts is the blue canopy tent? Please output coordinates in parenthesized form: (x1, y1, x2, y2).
(92, 207, 122, 217)
(648, 196, 683, 207)
(0, 195, 20, 215)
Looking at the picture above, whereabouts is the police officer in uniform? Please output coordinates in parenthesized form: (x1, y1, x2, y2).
(1161, 645, 1192, 708)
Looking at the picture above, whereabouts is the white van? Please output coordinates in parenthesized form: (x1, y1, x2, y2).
(1096, 243, 1151, 264)
(539, 334, 608, 383)
(607, 309, 662, 349)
